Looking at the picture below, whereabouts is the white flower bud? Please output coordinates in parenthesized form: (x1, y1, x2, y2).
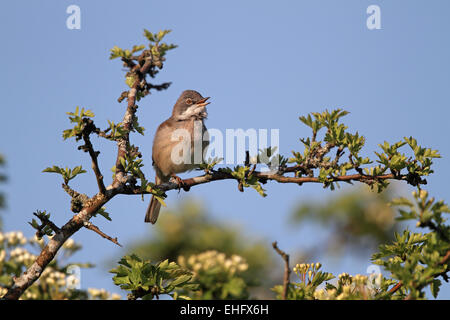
(237, 263, 248, 272)
(224, 260, 233, 269)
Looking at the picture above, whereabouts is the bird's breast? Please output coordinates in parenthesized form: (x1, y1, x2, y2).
(152, 119, 208, 178)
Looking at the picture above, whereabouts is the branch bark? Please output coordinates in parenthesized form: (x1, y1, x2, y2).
(272, 241, 291, 300)
(80, 120, 106, 194)
(120, 170, 409, 196)
(83, 221, 121, 247)
(3, 191, 110, 300)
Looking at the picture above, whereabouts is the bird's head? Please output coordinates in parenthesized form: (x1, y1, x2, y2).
(172, 90, 210, 121)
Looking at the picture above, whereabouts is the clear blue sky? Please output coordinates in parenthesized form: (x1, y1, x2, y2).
(1, 0, 449, 298)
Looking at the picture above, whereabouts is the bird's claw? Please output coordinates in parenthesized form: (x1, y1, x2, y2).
(171, 175, 189, 193)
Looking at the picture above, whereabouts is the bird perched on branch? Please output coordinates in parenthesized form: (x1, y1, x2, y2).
(145, 90, 210, 223)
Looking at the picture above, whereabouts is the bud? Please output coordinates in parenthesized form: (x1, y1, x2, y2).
(419, 190, 428, 199)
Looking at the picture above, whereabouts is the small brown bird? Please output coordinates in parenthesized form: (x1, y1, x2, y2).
(145, 90, 210, 223)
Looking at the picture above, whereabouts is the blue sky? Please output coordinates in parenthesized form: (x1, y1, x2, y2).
(1, 1, 449, 298)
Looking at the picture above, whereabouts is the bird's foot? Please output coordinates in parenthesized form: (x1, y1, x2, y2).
(170, 174, 190, 192)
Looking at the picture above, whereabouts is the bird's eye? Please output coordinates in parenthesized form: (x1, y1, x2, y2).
(185, 98, 193, 105)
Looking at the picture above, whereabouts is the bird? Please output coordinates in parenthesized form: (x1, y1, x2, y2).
(145, 90, 211, 224)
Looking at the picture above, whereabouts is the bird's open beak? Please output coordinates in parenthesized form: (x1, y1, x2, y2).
(196, 97, 210, 107)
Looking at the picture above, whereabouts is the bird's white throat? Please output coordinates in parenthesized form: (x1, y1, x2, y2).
(178, 105, 207, 120)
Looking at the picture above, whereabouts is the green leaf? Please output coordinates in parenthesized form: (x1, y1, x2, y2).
(430, 279, 441, 298)
(170, 274, 192, 287)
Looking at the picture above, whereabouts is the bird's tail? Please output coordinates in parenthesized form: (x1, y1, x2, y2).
(145, 176, 162, 224)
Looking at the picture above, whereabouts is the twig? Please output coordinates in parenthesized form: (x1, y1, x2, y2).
(440, 249, 450, 265)
(80, 119, 106, 194)
(272, 241, 291, 300)
(388, 281, 403, 294)
(33, 212, 61, 236)
(61, 183, 80, 198)
(83, 221, 122, 247)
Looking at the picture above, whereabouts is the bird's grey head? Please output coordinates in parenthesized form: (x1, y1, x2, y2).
(171, 90, 210, 121)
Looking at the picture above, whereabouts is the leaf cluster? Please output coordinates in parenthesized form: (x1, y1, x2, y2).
(28, 210, 55, 239)
(290, 109, 440, 192)
(110, 254, 196, 300)
(62, 107, 95, 140)
(219, 165, 267, 197)
(371, 190, 450, 299)
(42, 165, 86, 185)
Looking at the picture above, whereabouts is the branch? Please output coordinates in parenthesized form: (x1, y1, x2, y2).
(83, 221, 121, 247)
(2, 192, 110, 300)
(113, 50, 154, 186)
(113, 87, 137, 185)
(79, 118, 106, 194)
(33, 211, 61, 237)
(62, 183, 89, 213)
(119, 169, 409, 196)
(272, 241, 291, 300)
(388, 281, 403, 295)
